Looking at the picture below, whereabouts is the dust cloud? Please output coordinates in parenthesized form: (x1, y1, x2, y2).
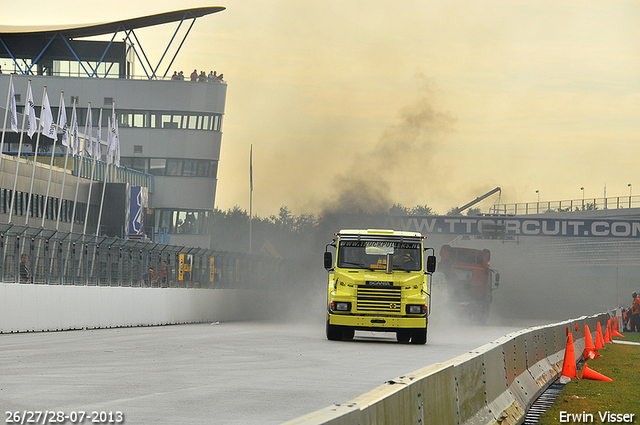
(245, 79, 634, 332)
(319, 76, 457, 215)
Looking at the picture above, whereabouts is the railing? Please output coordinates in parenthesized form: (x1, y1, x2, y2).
(489, 195, 640, 215)
(0, 223, 287, 289)
(0, 71, 227, 83)
(2, 152, 154, 193)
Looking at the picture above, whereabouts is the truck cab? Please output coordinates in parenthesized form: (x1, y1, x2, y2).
(324, 229, 436, 344)
(438, 244, 500, 323)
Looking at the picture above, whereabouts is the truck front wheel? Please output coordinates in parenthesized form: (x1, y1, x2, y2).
(396, 330, 411, 343)
(326, 320, 342, 341)
(411, 328, 427, 345)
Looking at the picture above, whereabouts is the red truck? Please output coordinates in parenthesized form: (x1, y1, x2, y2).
(438, 244, 500, 323)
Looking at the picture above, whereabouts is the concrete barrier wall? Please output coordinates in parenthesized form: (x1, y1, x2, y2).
(283, 313, 610, 425)
(0, 282, 274, 333)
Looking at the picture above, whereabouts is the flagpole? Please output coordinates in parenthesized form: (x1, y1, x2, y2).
(8, 79, 32, 223)
(69, 102, 91, 233)
(55, 97, 75, 230)
(41, 91, 64, 228)
(0, 74, 15, 170)
(83, 106, 100, 235)
(249, 144, 253, 255)
(25, 85, 49, 226)
(96, 102, 118, 238)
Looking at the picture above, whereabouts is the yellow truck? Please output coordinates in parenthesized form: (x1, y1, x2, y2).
(323, 229, 437, 344)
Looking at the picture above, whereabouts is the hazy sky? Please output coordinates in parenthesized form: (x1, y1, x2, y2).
(5, 1, 640, 217)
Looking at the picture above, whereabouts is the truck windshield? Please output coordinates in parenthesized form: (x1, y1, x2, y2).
(337, 240, 422, 271)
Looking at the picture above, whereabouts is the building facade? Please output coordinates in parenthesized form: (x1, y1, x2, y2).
(0, 7, 226, 248)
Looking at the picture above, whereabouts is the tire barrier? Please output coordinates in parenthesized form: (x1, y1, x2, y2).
(282, 313, 610, 425)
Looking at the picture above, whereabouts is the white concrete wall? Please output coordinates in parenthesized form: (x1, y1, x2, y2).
(0, 283, 263, 333)
(282, 313, 611, 425)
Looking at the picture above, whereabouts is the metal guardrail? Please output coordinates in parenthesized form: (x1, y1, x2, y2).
(0, 223, 285, 288)
(2, 152, 155, 193)
(490, 195, 640, 215)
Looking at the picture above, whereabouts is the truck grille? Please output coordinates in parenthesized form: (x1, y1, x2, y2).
(356, 285, 402, 313)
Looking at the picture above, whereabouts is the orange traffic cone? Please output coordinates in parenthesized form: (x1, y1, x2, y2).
(581, 363, 613, 382)
(595, 322, 605, 349)
(584, 324, 598, 360)
(560, 333, 577, 381)
(611, 317, 625, 337)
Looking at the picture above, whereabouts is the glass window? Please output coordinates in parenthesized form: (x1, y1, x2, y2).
(172, 115, 183, 129)
(162, 114, 176, 129)
(187, 115, 198, 130)
(130, 158, 147, 173)
(166, 159, 182, 176)
(183, 160, 197, 176)
(120, 158, 133, 169)
(133, 113, 145, 128)
(208, 161, 218, 178)
(196, 161, 208, 177)
(149, 158, 166, 176)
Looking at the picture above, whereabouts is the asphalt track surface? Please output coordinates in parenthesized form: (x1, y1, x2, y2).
(1, 317, 545, 425)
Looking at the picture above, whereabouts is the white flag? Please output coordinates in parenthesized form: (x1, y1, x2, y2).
(41, 91, 56, 139)
(94, 109, 102, 160)
(106, 117, 113, 165)
(26, 85, 37, 138)
(86, 106, 92, 157)
(9, 81, 18, 132)
(114, 117, 120, 167)
(71, 102, 79, 155)
(107, 104, 119, 164)
(60, 97, 69, 147)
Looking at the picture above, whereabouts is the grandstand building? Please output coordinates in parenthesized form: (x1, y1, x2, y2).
(0, 7, 226, 248)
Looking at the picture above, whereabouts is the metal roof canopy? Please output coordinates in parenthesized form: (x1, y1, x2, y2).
(0, 7, 225, 80)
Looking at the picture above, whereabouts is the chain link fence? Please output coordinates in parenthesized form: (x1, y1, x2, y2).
(0, 223, 286, 289)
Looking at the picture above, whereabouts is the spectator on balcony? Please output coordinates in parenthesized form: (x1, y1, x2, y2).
(190, 69, 198, 81)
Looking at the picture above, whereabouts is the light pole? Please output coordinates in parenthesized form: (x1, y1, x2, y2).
(536, 190, 539, 214)
(628, 183, 632, 208)
(581, 187, 584, 210)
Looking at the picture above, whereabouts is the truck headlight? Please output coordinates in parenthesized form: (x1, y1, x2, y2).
(331, 302, 351, 312)
(406, 305, 425, 314)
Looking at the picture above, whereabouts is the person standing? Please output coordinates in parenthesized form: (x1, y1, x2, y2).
(631, 292, 640, 332)
(160, 261, 168, 287)
(19, 254, 33, 283)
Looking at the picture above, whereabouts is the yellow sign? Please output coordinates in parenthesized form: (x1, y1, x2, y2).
(209, 257, 215, 282)
(178, 254, 185, 281)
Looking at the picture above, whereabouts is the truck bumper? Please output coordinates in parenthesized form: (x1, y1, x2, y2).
(328, 312, 426, 330)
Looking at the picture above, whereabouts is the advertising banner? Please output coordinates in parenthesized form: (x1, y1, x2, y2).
(383, 216, 640, 239)
(129, 186, 148, 235)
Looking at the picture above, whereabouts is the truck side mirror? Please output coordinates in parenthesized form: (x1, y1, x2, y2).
(324, 251, 333, 270)
(426, 255, 436, 273)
